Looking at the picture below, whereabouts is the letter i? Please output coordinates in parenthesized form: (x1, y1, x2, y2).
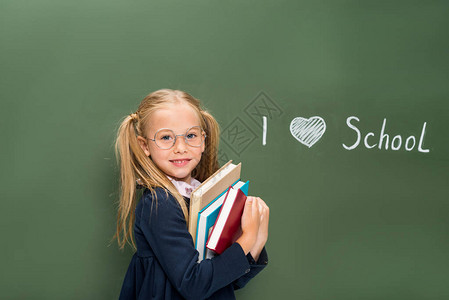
(262, 116, 267, 146)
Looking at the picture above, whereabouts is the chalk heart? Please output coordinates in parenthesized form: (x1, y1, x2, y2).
(289, 116, 327, 148)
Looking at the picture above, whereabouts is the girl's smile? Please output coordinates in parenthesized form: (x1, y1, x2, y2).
(169, 159, 192, 167)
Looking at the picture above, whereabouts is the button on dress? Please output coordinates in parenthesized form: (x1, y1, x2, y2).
(119, 187, 268, 300)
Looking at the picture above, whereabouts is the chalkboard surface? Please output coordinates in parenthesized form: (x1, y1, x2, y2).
(1, 1, 448, 299)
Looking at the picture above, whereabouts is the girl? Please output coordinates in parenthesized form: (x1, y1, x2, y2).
(115, 89, 269, 300)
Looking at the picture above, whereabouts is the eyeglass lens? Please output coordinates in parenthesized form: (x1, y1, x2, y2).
(154, 126, 204, 149)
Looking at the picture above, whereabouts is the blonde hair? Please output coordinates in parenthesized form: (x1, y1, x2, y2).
(114, 89, 220, 249)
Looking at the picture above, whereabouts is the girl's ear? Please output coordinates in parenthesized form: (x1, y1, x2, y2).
(137, 136, 151, 157)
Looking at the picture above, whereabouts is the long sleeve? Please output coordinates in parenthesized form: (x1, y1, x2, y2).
(137, 188, 252, 300)
(233, 248, 268, 290)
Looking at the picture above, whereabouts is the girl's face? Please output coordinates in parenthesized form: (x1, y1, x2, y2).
(137, 102, 205, 184)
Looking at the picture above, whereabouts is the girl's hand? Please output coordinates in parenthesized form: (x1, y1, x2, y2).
(250, 197, 269, 261)
(236, 197, 261, 255)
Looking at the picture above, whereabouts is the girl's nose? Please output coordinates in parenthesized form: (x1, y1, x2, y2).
(173, 136, 188, 153)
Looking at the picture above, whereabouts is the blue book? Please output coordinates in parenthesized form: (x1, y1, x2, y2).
(195, 180, 249, 262)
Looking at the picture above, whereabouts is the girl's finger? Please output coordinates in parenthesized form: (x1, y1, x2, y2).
(258, 202, 263, 215)
(258, 198, 268, 208)
(259, 199, 269, 214)
(243, 197, 253, 218)
(252, 197, 260, 217)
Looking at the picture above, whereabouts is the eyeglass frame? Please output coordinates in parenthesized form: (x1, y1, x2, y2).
(146, 125, 207, 150)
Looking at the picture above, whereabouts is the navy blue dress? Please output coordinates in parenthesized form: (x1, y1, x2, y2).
(119, 187, 268, 300)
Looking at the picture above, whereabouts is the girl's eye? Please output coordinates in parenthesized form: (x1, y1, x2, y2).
(186, 133, 197, 140)
(160, 135, 173, 141)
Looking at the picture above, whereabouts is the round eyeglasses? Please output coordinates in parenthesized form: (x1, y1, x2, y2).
(147, 126, 207, 150)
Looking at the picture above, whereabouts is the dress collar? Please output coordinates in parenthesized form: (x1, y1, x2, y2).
(166, 175, 201, 199)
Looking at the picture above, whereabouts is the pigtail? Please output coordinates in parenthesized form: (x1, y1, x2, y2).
(192, 110, 220, 182)
(114, 115, 141, 249)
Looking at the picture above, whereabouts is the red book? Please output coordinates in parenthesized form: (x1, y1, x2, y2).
(206, 185, 247, 254)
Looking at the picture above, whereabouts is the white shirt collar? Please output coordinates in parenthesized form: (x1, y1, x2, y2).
(166, 176, 201, 198)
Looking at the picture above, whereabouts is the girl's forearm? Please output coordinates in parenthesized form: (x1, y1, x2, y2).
(236, 234, 256, 255)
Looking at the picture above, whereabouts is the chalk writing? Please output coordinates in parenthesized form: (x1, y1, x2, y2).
(289, 116, 326, 148)
(262, 116, 267, 146)
(342, 117, 430, 153)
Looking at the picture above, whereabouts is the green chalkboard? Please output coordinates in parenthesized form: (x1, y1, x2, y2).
(1, 1, 448, 299)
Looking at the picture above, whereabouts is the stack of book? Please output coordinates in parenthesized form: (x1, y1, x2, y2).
(188, 160, 249, 262)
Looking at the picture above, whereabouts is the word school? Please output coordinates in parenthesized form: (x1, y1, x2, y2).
(343, 116, 430, 153)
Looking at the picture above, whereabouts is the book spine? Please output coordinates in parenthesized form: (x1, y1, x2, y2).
(205, 186, 233, 252)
